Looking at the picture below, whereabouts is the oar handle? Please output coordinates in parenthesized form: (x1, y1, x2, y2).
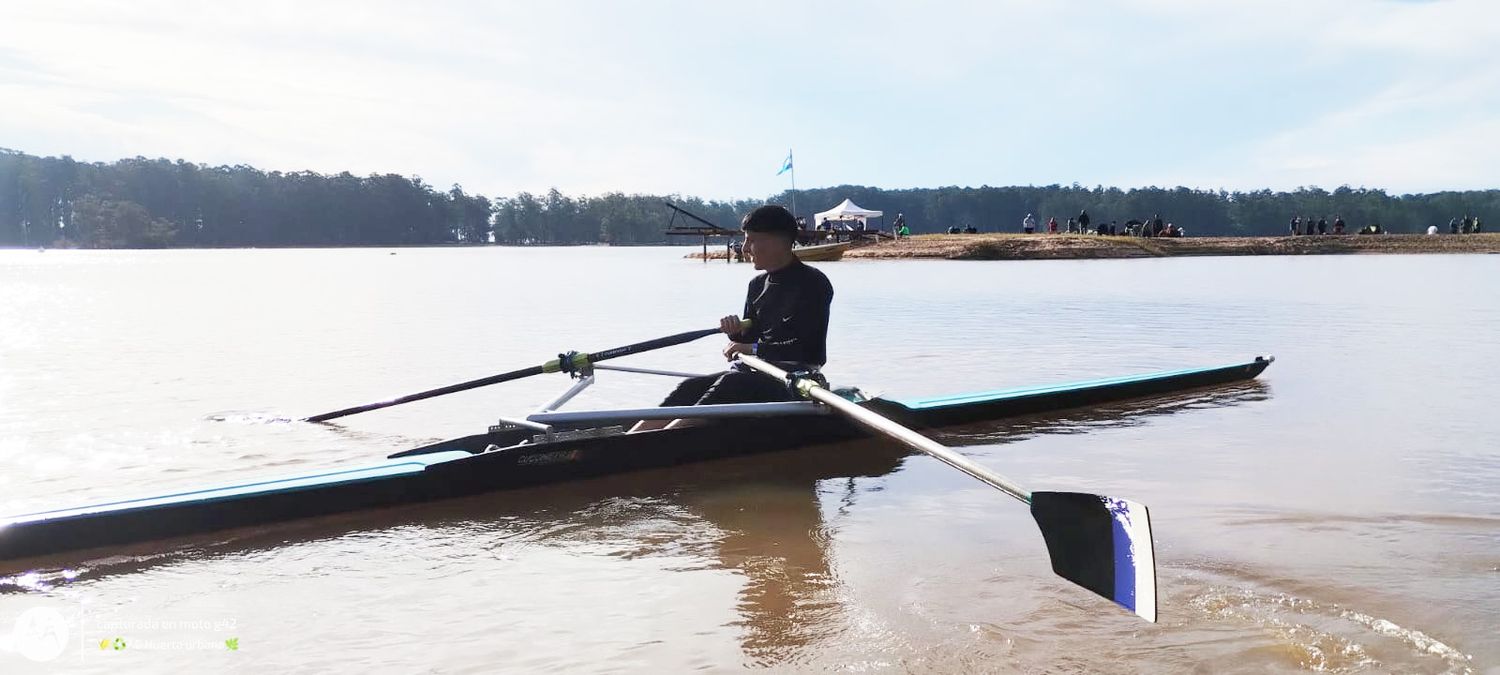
(737, 354, 1032, 504)
(544, 320, 751, 374)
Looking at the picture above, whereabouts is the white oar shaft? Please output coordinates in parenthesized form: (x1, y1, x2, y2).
(737, 356, 1032, 504)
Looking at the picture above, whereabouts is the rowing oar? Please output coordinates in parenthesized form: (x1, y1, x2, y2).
(735, 354, 1157, 622)
(305, 324, 743, 423)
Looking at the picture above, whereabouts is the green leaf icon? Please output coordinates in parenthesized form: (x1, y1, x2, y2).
(112, 637, 127, 651)
(225, 637, 239, 651)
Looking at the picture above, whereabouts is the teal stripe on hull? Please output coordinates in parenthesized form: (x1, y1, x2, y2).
(3, 450, 473, 524)
(1, 358, 1270, 564)
(895, 363, 1246, 411)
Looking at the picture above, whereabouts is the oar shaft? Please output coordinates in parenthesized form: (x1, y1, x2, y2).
(306, 365, 546, 422)
(306, 326, 726, 423)
(737, 355, 1032, 504)
(739, 355, 1159, 623)
(584, 327, 723, 363)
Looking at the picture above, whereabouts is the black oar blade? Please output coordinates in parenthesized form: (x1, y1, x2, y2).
(1029, 491, 1157, 622)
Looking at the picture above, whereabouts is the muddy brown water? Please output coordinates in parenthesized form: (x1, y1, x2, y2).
(1, 248, 1494, 673)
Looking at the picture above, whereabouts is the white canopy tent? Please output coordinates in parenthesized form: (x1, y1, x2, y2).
(813, 198, 883, 230)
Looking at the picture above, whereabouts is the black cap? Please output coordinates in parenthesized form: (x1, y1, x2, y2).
(742, 204, 798, 237)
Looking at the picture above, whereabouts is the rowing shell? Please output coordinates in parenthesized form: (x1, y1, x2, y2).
(0, 357, 1271, 564)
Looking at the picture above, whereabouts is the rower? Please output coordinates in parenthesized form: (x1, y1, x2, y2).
(631, 204, 833, 432)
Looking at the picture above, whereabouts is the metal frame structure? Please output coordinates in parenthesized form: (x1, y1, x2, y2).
(489, 362, 830, 439)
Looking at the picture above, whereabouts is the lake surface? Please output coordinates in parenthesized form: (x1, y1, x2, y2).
(1, 247, 1496, 673)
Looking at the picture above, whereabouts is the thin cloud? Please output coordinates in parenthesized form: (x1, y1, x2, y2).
(0, 0, 1495, 198)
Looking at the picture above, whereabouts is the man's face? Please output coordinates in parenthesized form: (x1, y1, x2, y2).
(743, 230, 792, 270)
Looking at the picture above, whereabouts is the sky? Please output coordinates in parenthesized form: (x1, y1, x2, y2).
(2, 0, 1497, 200)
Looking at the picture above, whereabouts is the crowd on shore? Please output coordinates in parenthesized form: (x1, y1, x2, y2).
(1019, 211, 1184, 237)
(1436, 215, 1485, 235)
(1292, 213, 1485, 236)
(888, 210, 1489, 240)
(1288, 215, 1345, 235)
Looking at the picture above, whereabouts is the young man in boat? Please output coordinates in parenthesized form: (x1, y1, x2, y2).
(632, 204, 833, 432)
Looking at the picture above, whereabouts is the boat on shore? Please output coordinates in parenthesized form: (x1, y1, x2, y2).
(792, 241, 851, 261)
(0, 356, 1271, 565)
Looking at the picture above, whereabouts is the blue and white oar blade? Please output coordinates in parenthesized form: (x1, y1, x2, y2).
(1029, 491, 1157, 622)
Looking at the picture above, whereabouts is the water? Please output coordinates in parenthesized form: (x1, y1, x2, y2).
(0, 247, 1496, 673)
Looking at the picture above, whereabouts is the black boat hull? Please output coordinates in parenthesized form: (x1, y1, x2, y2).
(0, 357, 1271, 564)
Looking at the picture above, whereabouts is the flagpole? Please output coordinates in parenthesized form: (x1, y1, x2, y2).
(788, 148, 797, 223)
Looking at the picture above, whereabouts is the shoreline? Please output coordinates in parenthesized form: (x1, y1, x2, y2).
(11, 234, 1500, 259)
(840, 233, 1500, 260)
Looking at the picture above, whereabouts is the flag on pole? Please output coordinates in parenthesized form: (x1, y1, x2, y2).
(776, 150, 793, 176)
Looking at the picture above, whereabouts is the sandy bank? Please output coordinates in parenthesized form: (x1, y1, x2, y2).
(840, 233, 1500, 260)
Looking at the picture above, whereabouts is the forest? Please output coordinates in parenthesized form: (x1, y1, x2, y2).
(1, 148, 1494, 248)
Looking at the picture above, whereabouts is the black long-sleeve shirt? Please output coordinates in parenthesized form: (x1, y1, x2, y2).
(730, 259, 833, 366)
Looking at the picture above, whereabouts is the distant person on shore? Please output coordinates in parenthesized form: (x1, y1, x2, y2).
(1290, 216, 1300, 236)
(1108, 221, 1118, 236)
(1333, 216, 1345, 234)
(1450, 217, 1460, 234)
(1151, 214, 1164, 236)
(1048, 216, 1058, 234)
(1462, 215, 1474, 234)
(1317, 217, 1327, 235)
(1078, 210, 1091, 234)
(1475, 216, 1483, 233)
(1066, 217, 1077, 234)
(948, 226, 961, 234)
(897, 222, 910, 239)
(1023, 213, 1036, 234)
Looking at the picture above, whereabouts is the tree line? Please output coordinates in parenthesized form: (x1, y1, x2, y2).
(1, 148, 1495, 248)
(0, 149, 492, 247)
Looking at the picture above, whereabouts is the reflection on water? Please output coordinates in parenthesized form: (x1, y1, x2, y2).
(3, 385, 1274, 670)
(1, 249, 1497, 672)
(933, 381, 1270, 445)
